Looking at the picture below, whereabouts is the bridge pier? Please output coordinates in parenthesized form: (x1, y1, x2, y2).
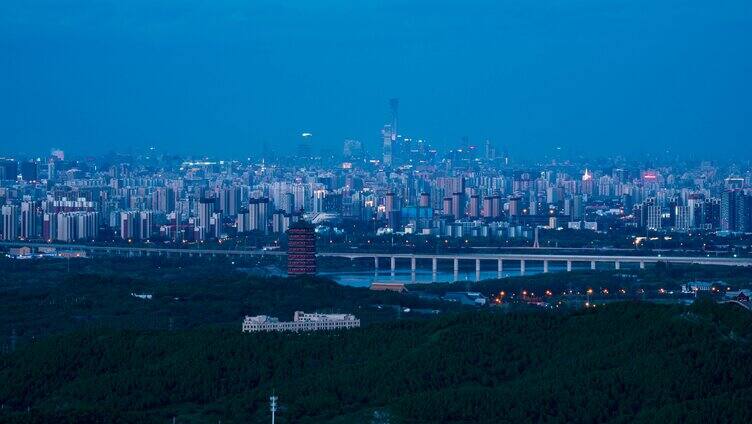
(615, 261, 620, 270)
(432, 257, 437, 274)
(374, 257, 379, 272)
(411, 256, 416, 273)
(497, 259, 503, 278)
(640, 261, 645, 269)
(475, 259, 481, 281)
(543, 260, 549, 273)
(453, 258, 459, 281)
(390, 256, 396, 275)
(591, 260, 596, 270)
(567, 260, 572, 272)
(520, 260, 526, 276)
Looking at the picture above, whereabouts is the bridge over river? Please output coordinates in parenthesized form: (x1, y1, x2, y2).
(3, 241, 751, 281)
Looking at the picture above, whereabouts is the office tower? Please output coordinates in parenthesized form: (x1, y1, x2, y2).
(385, 192, 400, 230)
(389, 98, 399, 136)
(20, 201, 37, 239)
(297, 132, 313, 160)
(47, 159, 57, 181)
(343, 139, 363, 160)
(484, 139, 495, 160)
(721, 190, 737, 231)
(0, 159, 18, 181)
(687, 194, 705, 229)
(704, 198, 721, 229)
(581, 169, 594, 195)
(1, 205, 19, 240)
(20, 161, 38, 182)
(675, 206, 691, 231)
(287, 221, 317, 276)
(197, 198, 216, 230)
(612, 168, 628, 184)
(468, 195, 481, 218)
(382, 125, 394, 167)
(735, 191, 751, 232)
(451, 192, 464, 219)
(646, 204, 662, 230)
(572, 195, 584, 220)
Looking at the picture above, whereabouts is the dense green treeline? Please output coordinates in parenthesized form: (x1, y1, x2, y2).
(1, 301, 751, 423)
(0, 256, 455, 345)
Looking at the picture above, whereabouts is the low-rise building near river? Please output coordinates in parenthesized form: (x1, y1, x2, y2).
(242, 311, 360, 332)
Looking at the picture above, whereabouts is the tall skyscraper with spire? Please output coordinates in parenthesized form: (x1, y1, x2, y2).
(383, 99, 399, 167)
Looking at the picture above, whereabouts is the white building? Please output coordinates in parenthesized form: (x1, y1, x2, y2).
(242, 311, 360, 333)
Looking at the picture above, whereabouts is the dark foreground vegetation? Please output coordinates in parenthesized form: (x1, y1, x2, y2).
(1, 300, 752, 423)
(0, 256, 455, 347)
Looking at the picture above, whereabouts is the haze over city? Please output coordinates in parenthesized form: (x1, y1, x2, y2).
(2, 0, 751, 158)
(3, 2, 752, 423)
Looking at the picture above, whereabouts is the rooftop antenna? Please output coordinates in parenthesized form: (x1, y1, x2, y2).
(270, 393, 278, 424)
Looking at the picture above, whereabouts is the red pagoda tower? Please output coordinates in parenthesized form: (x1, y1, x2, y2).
(286, 221, 317, 275)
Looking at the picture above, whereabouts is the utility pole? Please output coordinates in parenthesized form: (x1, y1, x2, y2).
(270, 394, 278, 424)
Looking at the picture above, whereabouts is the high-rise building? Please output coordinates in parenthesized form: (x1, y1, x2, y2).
(287, 221, 316, 276)
(120, 211, 140, 240)
(468, 195, 481, 218)
(343, 139, 363, 160)
(0, 159, 18, 181)
(297, 132, 313, 160)
(219, 187, 241, 217)
(721, 190, 737, 231)
(382, 125, 394, 167)
(646, 204, 662, 230)
(236, 209, 250, 233)
(385, 192, 400, 230)
(572, 195, 584, 220)
(43, 213, 57, 241)
(674, 206, 691, 231)
(508, 196, 522, 218)
(1, 205, 20, 240)
(20, 161, 38, 182)
(20, 201, 37, 239)
(451, 192, 464, 219)
(154, 187, 176, 213)
(248, 198, 270, 234)
(197, 198, 216, 232)
(139, 211, 154, 240)
(442, 197, 454, 218)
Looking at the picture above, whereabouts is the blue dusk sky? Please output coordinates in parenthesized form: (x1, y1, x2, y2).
(1, 0, 750, 159)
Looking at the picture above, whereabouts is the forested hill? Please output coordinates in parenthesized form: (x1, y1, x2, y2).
(1, 301, 752, 423)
